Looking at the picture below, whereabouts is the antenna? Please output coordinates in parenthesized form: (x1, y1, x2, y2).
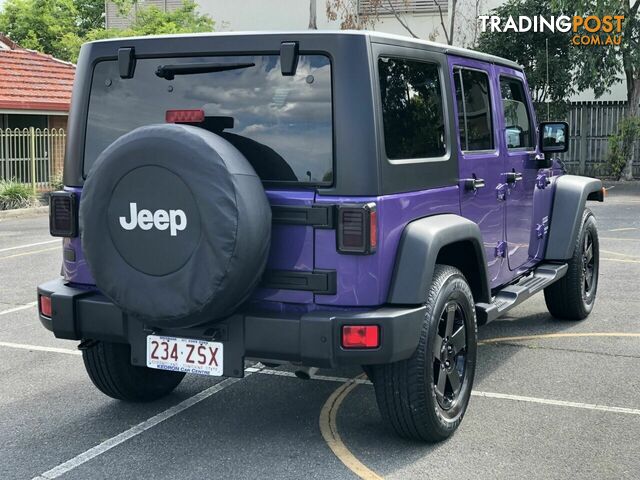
(546, 37, 550, 121)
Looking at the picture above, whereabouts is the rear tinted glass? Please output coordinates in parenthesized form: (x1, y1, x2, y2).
(500, 76, 533, 150)
(378, 57, 446, 160)
(84, 55, 333, 185)
(454, 68, 494, 151)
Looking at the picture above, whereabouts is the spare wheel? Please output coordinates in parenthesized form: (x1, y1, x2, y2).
(79, 124, 271, 328)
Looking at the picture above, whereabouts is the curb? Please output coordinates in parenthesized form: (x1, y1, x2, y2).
(0, 205, 48, 220)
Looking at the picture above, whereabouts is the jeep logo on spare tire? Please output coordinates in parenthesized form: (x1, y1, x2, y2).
(103, 164, 202, 277)
(119, 202, 187, 236)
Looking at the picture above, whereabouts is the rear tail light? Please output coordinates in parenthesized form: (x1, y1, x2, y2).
(341, 325, 380, 349)
(165, 109, 205, 124)
(39, 295, 52, 318)
(337, 203, 377, 254)
(49, 191, 78, 237)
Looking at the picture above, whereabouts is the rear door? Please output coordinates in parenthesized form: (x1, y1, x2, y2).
(83, 53, 335, 303)
(449, 56, 506, 286)
(495, 69, 538, 271)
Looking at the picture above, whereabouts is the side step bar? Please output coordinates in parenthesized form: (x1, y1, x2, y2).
(475, 263, 568, 324)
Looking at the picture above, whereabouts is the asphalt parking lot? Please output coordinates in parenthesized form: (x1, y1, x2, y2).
(1, 184, 639, 480)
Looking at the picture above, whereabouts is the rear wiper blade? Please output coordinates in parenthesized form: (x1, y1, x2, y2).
(155, 62, 255, 80)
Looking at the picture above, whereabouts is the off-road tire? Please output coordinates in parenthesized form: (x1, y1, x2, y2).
(371, 265, 477, 442)
(544, 209, 599, 320)
(82, 341, 185, 402)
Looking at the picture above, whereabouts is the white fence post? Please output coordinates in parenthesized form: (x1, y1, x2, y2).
(29, 126, 36, 194)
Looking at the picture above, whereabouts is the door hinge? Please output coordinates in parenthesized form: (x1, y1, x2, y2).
(536, 173, 550, 189)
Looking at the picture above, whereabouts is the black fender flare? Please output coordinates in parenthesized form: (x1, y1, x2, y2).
(545, 175, 602, 261)
(387, 214, 491, 305)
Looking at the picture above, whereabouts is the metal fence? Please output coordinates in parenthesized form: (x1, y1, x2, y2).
(0, 127, 66, 191)
(559, 101, 640, 177)
(0, 105, 637, 186)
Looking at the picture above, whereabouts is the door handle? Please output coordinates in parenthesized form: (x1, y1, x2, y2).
(463, 178, 486, 191)
(505, 172, 523, 184)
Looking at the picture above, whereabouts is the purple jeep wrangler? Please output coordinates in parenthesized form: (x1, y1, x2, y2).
(38, 31, 604, 442)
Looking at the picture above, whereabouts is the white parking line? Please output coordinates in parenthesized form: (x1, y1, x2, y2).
(32, 374, 250, 480)
(607, 227, 638, 232)
(0, 239, 58, 253)
(253, 368, 640, 416)
(0, 301, 37, 316)
(247, 367, 371, 385)
(0, 246, 59, 260)
(472, 391, 640, 416)
(17, 360, 640, 479)
(0, 341, 81, 356)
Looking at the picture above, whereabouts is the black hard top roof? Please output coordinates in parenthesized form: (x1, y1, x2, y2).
(89, 30, 523, 70)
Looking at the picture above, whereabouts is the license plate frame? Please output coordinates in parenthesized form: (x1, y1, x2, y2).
(146, 335, 223, 377)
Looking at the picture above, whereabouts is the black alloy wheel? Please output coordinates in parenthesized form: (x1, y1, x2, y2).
(432, 302, 468, 410)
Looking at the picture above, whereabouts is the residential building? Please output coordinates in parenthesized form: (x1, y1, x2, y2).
(0, 34, 74, 186)
(106, 0, 185, 28)
(0, 34, 74, 131)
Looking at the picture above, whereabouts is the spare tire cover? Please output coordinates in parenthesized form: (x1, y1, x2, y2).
(80, 124, 271, 327)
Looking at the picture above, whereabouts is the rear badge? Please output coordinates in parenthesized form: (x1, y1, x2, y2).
(119, 202, 187, 236)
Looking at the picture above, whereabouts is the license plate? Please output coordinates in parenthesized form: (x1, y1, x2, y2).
(146, 335, 223, 376)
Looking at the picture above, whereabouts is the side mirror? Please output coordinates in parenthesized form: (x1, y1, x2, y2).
(539, 121, 569, 153)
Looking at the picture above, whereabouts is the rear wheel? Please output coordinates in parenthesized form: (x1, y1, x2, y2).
(544, 209, 599, 320)
(82, 341, 185, 402)
(371, 265, 477, 442)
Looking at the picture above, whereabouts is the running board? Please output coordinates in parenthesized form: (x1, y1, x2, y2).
(476, 263, 568, 324)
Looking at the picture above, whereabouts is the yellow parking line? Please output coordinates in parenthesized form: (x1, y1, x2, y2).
(600, 249, 637, 258)
(319, 373, 384, 480)
(0, 246, 58, 260)
(602, 257, 640, 264)
(320, 332, 640, 479)
(600, 237, 640, 242)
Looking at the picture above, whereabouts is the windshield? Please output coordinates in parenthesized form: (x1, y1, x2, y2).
(84, 54, 333, 185)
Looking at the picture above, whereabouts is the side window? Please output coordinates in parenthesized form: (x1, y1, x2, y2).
(378, 57, 446, 160)
(500, 77, 533, 149)
(453, 68, 494, 151)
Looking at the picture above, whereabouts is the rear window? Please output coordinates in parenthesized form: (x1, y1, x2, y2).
(84, 55, 333, 185)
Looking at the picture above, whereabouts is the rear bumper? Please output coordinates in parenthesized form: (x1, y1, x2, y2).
(38, 278, 425, 377)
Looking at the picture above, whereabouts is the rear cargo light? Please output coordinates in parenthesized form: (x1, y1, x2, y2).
(49, 191, 78, 237)
(39, 295, 52, 318)
(341, 325, 380, 349)
(165, 109, 205, 124)
(337, 203, 377, 254)
(369, 209, 377, 250)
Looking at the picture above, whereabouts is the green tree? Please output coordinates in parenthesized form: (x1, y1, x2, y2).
(61, 0, 214, 61)
(476, 0, 575, 119)
(0, 0, 92, 59)
(0, 0, 213, 63)
(555, 0, 639, 180)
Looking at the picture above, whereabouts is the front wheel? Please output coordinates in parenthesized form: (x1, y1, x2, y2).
(371, 265, 477, 442)
(82, 341, 185, 402)
(544, 208, 599, 320)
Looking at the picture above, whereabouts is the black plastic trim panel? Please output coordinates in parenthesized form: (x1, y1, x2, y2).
(271, 205, 335, 228)
(261, 269, 337, 295)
